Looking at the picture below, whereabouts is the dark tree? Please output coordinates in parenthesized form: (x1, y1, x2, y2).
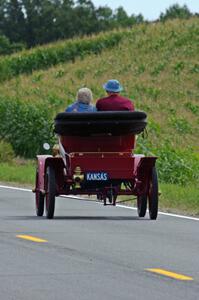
(95, 6, 113, 31)
(53, 0, 75, 39)
(2, 0, 26, 43)
(114, 7, 130, 27)
(73, 0, 98, 35)
(0, 0, 146, 49)
(22, 0, 61, 46)
(159, 4, 192, 21)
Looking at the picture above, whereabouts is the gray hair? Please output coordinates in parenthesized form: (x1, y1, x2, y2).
(77, 88, 93, 104)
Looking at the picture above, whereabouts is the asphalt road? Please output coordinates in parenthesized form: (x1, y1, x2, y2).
(0, 186, 199, 300)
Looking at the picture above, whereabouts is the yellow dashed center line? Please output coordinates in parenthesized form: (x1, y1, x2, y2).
(146, 268, 193, 281)
(16, 235, 48, 243)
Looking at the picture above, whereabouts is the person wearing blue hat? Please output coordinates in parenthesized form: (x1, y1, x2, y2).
(96, 79, 134, 111)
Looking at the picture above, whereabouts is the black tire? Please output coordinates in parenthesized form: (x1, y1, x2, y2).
(97, 193, 103, 201)
(35, 171, 44, 217)
(137, 194, 147, 217)
(148, 167, 158, 220)
(107, 192, 113, 204)
(45, 166, 56, 219)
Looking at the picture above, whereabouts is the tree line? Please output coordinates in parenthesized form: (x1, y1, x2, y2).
(0, 1, 196, 54)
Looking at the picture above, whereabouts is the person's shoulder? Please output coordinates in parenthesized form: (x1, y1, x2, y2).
(120, 95, 134, 103)
(97, 95, 109, 101)
(96, 96, 110, 106)
(65, 102, 78, 112)
(117, 95, 135, 110)
(118, 95, 132, 101)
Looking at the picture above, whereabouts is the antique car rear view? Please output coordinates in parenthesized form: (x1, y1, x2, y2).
(33, 111, 158, 219)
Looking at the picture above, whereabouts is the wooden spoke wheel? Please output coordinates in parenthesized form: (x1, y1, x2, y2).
(45, 166, 56, 219)
(107, 194, 113, 204)
(97, 193, 103, 201)
(35, 170, 44, 217)
(148, 167, 159, 220)
(137, 194, 147, 217)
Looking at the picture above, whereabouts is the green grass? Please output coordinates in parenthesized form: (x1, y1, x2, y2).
(159, 183, 199, 216)
(0, 161, 35, 185)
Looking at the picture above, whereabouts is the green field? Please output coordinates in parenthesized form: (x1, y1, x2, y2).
(0, 18, 198, 215)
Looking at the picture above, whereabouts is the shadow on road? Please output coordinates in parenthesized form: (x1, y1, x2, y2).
(3, 215, 150, 221)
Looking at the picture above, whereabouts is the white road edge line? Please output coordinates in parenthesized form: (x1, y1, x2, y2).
(0, 185, 199, 222)
(116, 204, 199, 221)
(0, 185, 32, 192)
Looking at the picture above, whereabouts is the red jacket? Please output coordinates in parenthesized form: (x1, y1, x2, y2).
(96, 94, 134, 111)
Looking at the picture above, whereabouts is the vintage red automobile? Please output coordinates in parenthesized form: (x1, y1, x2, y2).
(33, 111, 158, 219)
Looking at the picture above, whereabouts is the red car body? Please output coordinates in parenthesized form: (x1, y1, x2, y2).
(34, 111, 158, 219)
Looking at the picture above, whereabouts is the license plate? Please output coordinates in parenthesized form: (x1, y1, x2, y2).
(86, 172, 109, 181)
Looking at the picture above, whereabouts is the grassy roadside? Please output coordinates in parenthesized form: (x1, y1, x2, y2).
(159, 183, 199, 216)
(0, 161, 198, 217)
(0, 160, 35, 185)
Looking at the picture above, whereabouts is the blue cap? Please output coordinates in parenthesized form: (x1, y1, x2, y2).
(103, 79, 123, 93)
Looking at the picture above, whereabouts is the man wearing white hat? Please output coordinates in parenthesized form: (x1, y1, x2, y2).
(96, 79, 134, 111)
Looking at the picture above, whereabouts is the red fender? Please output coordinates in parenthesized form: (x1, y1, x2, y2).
(36, 155, 65, 192)
(134, 156, 157, 194)
(36, 155, 51, 192)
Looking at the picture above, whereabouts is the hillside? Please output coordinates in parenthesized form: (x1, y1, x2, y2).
(0, 17, 198, 185)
